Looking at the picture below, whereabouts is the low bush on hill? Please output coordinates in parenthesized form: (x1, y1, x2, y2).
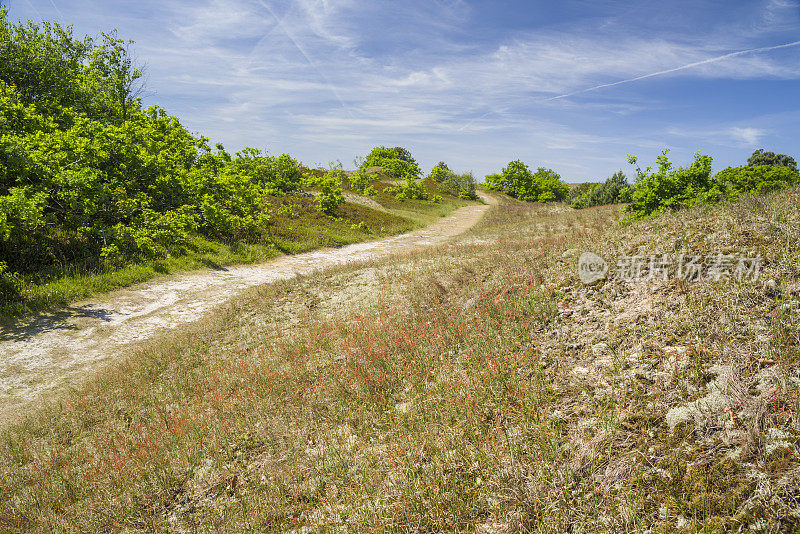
(570, 171, 630, 208)
(625, 149, 800, 218)
(0, 10, 315, 279)
(361, 146, 435, 201)
(428, 162, 478, 200)
(485, 160, 569, 202)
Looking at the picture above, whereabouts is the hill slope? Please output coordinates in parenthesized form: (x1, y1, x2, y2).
(1, 190, 799, 531)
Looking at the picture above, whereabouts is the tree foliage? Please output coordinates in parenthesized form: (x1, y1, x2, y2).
(428, 161, 477, 199)
(625, 150, 715, 218)
(747, 149, 797, 172)
(362, 146, 433, 201)
(347, 169, 376, 196)
(0, 11, 305, 279)
(362, 146, 421, 180)
(391, 146, 416, 165)
(624, 149, 800, 218)
(570, 171, 629, 209)
(303, 167, 345, 215)
(484, 160, 568, 202)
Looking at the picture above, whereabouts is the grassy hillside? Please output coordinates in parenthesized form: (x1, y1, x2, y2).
(2, 189, 797, 531)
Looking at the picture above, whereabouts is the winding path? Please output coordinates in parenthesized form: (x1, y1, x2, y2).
(0, 196, 493, 422)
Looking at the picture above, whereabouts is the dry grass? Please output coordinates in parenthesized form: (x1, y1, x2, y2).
(1, 190, 799, 532)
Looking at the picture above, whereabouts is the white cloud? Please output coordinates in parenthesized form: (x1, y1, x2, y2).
(728, 127, 767, 145)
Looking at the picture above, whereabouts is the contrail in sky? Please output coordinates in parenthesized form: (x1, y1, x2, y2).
(47, 0, 64, 20)
(548, 39, 800, 100)
(256, 0, 352, 116)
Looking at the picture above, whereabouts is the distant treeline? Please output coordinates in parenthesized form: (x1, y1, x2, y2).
(483, 149, 800, 219)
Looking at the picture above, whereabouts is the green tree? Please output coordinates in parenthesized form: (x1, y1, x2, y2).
(361, 146, 430, 200)
(362, 146, 420, 179)
(425, 162, 476, 199)
(0, 9, 93, 116)
(429, 161, 450, 182)
(87, 30, 144, 123)
(747, 149, 797, 172)
(392, 146, 416, 165)
(571, 171, 629, 208)
(713, 165, 800, 199)
(531, 167, 569, 202)
(485, 160, 568, 202)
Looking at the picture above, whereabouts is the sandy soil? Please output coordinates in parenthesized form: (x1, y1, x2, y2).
(0, 196, 493, 423)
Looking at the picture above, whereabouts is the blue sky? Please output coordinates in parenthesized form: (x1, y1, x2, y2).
(4, 0, 800, 181)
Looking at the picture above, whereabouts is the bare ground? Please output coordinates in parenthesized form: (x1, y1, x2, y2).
(0, 196, 493, 423)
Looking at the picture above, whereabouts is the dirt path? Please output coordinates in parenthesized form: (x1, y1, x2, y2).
(0, 196, 494, 422)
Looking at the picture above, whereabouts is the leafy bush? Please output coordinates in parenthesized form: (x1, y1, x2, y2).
(429, 161, 451, 182)
(427, 162, 477, 200)
(392, 146, 416, 165)
(485, 160, 568, 202)
(0, 261, 23, 302)
(391, 175, 431, 201)
(567, 182, 596, 206)
(303, 170, 345, 215)
(570, 171, 629, 209)
(362, 146, 432, 201)
(0, 11, 309, 287)
(712, 165, 800, 200)
(624, 150, 800, 219)
(347, 169, 376, 196)
(747, 149, 797, 172)
(625, 150, 714, 218)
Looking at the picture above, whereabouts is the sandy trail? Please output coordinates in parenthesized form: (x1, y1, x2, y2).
(0, 197, 493, 422)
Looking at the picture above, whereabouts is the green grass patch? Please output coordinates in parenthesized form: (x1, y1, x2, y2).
(374, 178, 475, 225)
(265, 196, 414, 254)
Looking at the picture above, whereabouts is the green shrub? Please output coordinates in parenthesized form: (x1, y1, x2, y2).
(567, 182, 597, 205)
(624, 150, 800, 219)
(0, 261, 24, 302)
(303, 169, 345, 215)
(315, 171, 345, 215)
(0, 11, 316, 297)
(426, 162, 477, 200)
(712, 165, 800, 200)
(0, 9, 137, 123)
(362, 146, 421, 180)
(571, 171, 629, 208)
(485, 160, 568, 202)
(347, 169, 376, 196)
(429, 161, 450, 182)
(391, 174, 430, 201)
(361, 146, 432, 201)
(392, 146, 416, 165)
(625, 150, 714, 218)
